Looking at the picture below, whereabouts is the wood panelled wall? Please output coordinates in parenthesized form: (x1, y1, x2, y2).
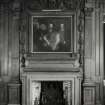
(0, 2, 20, 105)
(84, 1, 104, 105)
(0, 0, 104, 105)
(0, 3, 20, 80)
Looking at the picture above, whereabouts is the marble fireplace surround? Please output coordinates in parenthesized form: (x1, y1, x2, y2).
(21, 69, 82, 105)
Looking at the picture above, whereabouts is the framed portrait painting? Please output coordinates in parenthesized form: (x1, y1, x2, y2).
(31, 12, 75, 54)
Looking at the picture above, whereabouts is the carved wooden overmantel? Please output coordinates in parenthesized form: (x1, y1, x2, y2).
(19, 0, 85, 68)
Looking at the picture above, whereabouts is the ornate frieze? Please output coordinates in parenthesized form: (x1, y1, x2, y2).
(23, 0, 79, 11)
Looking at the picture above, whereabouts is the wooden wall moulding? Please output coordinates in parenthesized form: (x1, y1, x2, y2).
(83, 82, 96, 105)
(7, 82, 21, 105)
(0, 82, 8, 105)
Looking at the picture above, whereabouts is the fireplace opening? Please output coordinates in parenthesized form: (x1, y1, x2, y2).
(32, 81, 72, 105)
(41, 81, 64, 105)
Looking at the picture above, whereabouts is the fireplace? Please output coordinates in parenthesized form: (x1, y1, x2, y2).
(21, 71, 82, 105)
(19, 8, 83, 105)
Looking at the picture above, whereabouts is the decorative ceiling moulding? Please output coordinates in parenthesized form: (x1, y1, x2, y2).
(22, 0, 84, 11)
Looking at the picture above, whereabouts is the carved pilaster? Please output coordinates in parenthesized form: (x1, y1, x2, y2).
(84, 7, 93, 59)
(77, 0, 85, 67)
(19, 17, 26, 68)
(19, 12, 27, 68)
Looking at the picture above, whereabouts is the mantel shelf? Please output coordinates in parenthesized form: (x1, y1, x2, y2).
(23, 66, 82, 73)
